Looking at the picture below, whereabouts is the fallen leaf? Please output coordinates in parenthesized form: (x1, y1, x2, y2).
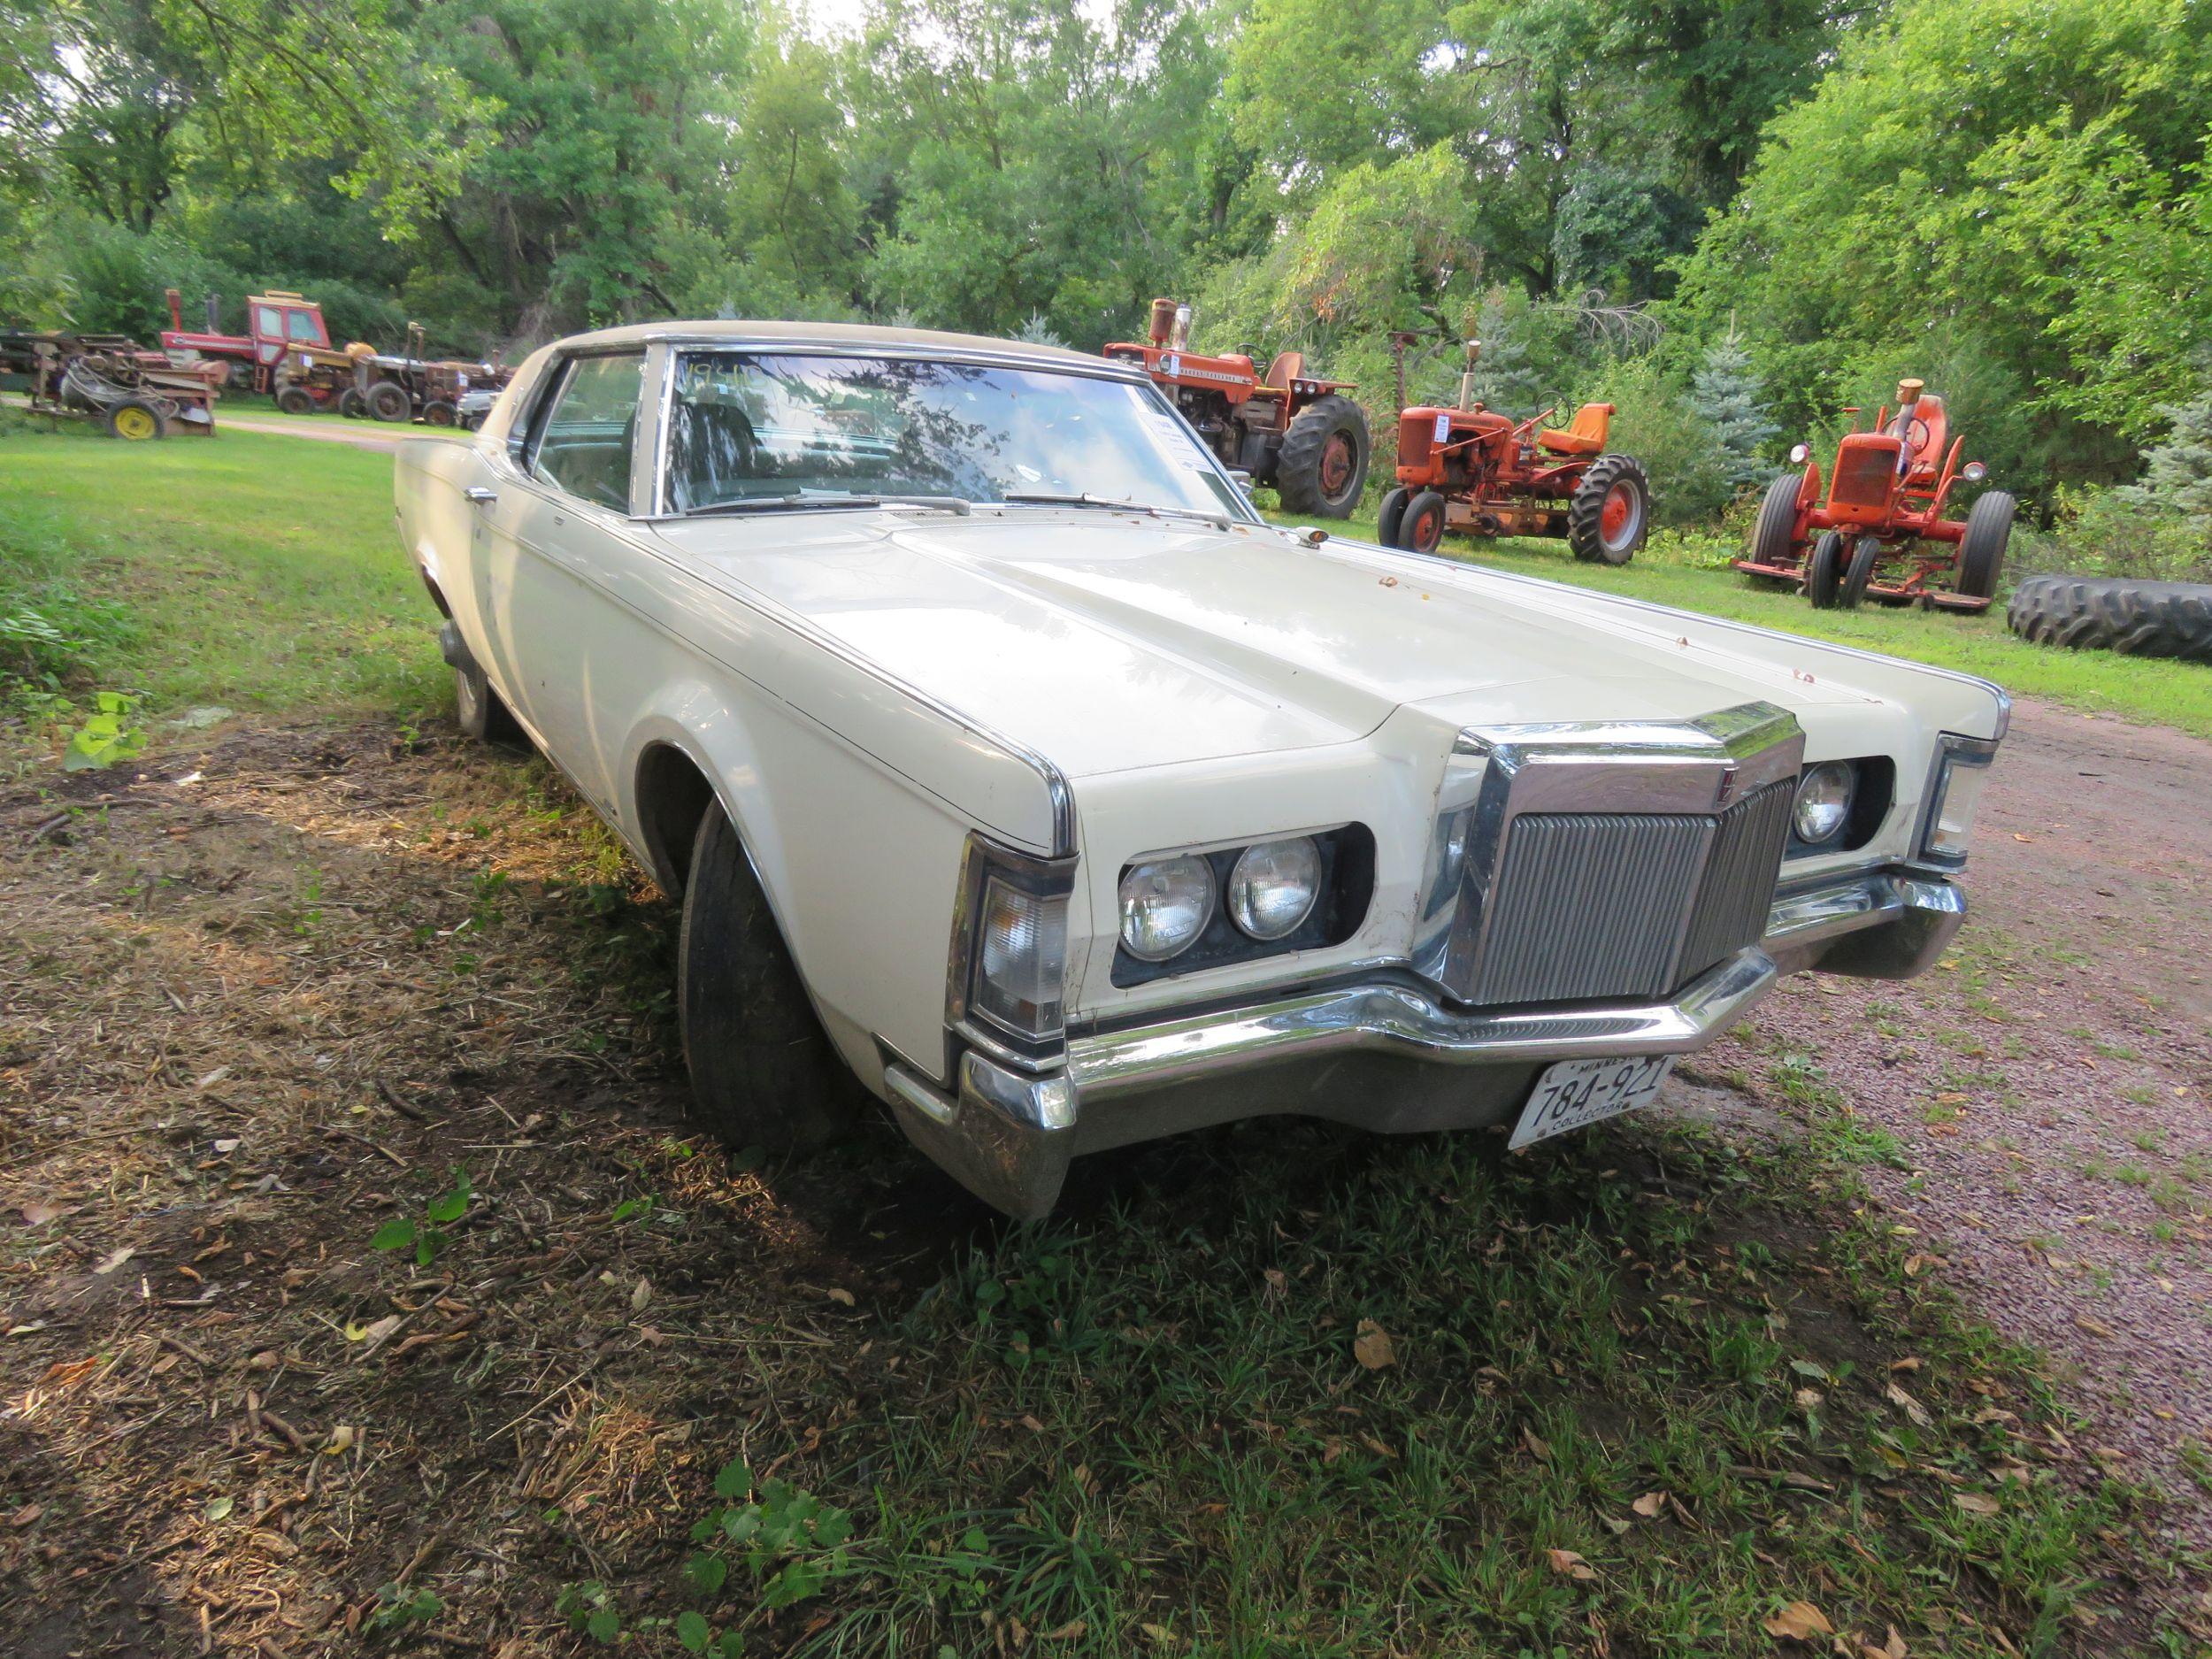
(1352, 1319, 1395, 1370)
(1794, 1388, 1824, 1409)
(91, 1247, 134, 1276)
(631, 1277, 652, 1311)
(825, 1286, 856, 1307)
(10, 1505, 42, 1529)
(1953, 1492, 2001, 1516)
(1886, 1382, 1932, 1427)
(1889, 1356, 1923, 1373)
(1546, 1548, 1597, 1581)
(1763, 1601, 1833, 1641)
(1262, 1268, 1287, 1294)
(195, 1065, 230, 1090)
(349, 1315, 403, 1348)
(1522, 1425, 1552, 1463)
(18, 1202, 64, 1227)
(1631, 1491, 1669, 1518)
(325, 1425, 357, 1455)
(1042, 1620, 1087, 1640)
(204, 1495, 234, 1522)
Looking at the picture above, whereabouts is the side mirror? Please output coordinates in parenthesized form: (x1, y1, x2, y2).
(1227, 469, 1254, 491)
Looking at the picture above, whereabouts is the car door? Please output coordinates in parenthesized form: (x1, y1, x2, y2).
(469, 349, 651, 816)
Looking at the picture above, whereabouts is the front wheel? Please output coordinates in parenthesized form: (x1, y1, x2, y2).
(1274, 395, 1371, 518)
(1839, 535, 1884, 610)
(338, 386, 368, 419)
(1956, 490, 2015, 599)
(274, 385, 315, 415)
(1805, 531, 1846, 607)
(1747, 472, 1804, 572)
(104, 398, 166, 442)
(367, 380, 411, 422)
(420, 399, 457, 428)
(679, 804, 864, 1154)
(1377, 487, 1410, 546)
(1394, 489, 1448, 555)
(1567, 454, 1649, 564)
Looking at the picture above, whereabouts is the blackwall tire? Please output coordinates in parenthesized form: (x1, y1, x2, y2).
(338, 387, 368, 419)
(679, 804, 864, 1155)
(453, 660, 525, 746)
(104, 398, 166, 441)
(1956, 490, 2015, 600)
(1400, 489, 1448, 555)
(1566, 454, 1649, 564)
(2007, 574, 2212, 663)
(274, 385, 315, 415)
(1377, 487, 1409, 546)
(1275, 395, 1371, 518)
(367, 381, 411, 422)
(421, 400, 458, 427)
(1748, 472, 1803, 573)
(1839, 535, 1882, 610)
(1805, 531, 1846, 608)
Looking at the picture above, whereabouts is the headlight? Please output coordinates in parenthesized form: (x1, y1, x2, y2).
(1792, 762, 1855, 844)
(1962, 461, 1987, 482)
(1118, 856, 1215, 962)
(1226, 836, 1322, 940)
(1921, 735, 1998, 865)
(1788, 442, 1810, 465)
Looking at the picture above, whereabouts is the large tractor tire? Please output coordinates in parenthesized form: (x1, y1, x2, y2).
(1377, 487, 1409, 546)
(1804, 531, 1847, 608)
(1566, 454, 1649, 564)
(1747, 473, 1804, 576)
(104, 399, 166, 442)
(274, 385, 315, 415)
(1955, 489, 2016, 601)
(366, 380, 411, 422)
(679, 803, 864, 1155)
(2008, 575, 2212, 663)
(420, 399, 458, 427)
(1274, 395, 1371, 518)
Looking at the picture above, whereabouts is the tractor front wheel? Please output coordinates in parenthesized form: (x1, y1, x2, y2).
(1956, 490, 2016, 600)
(338, 387, 368, 419)
(1747, 472, 1804, 577)
(1377, 487, 1409, 546)
(274, 385, 315, 415)
(1839, 536, 1884, 609)
(421, 399, 458, 427)
(1395, 490, 1448, 556)
(104, 399, 166, 442)
(367, 381, 411, 422)
(1805, 532, 1846, 607)
(1567, 454, 1650, 564)
(1275, 395, 1371, 518)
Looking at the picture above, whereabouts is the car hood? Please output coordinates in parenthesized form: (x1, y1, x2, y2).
(647, 511, 1916, 779)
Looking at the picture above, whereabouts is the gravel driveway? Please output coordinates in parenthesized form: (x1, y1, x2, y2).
(1711, 697, 2212, 1541)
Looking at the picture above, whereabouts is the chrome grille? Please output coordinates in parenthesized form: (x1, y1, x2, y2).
(1463, 779, 1793, 1006)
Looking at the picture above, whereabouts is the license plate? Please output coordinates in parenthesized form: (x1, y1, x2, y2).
(1509, 1056, 1674, 1150)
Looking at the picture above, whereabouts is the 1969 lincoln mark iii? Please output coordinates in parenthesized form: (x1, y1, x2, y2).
(394, 323, 2006, 1217)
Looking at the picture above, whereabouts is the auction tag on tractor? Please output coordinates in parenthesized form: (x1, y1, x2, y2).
(1508, 1056, 1673, 1150)
(1432, 411, 1453, 444)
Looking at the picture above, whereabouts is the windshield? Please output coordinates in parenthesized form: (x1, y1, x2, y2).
(665, 351, 1247, 518)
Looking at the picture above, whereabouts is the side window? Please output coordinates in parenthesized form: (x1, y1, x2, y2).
(254, 305, 282, 338)
(529, 354, 645, 512)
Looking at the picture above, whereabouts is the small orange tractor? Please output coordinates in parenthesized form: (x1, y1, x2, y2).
(1103, 299, 1371, 517)
(1739, 380, 2014, 611)
(1378, 341, 1649, 563)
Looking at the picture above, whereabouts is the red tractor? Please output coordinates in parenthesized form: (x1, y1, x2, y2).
(160, 288, 332, 395)
(1103, 299, 1371, 517)
(1378, 340, 1650, 564)
(1739, 380, 2014, 611)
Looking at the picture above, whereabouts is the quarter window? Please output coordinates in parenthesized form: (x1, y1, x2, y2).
(530, 354, 645, 511)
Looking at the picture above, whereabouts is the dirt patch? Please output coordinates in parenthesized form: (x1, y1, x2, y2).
(1704, 697, 2212, 1545)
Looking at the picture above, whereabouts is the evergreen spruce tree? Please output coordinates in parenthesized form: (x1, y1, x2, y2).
(2120, 388, 2212, 526)
(1692, 327, 1780, 497)
(1014, 311, 1068, 349)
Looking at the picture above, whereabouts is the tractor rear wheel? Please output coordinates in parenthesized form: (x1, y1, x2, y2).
(104, 399, 166, 442)
(274, 385, 314, 415)
(338, 387, 368, 419)
(1839, 536, 1883, 609)
(1748, 472, 1803, 576)
(367, 381, 411, 422)
(1396, 490, 1448, 556)
(1377, 487, 1410, 546)
(1805, 532, 1846, 607)
(1275, 395, 1371, 518)
(1955, 490, 2015, 600)
(421, 400, 457, 427)
(1567, 454, 1649, 564)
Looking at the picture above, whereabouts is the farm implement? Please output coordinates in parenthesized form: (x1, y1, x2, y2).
(3, 331, 219, 440)
(1104, 299, 1371, 517)
(1379, 340, 1649, 564)
(1740, 380, 2014, 611)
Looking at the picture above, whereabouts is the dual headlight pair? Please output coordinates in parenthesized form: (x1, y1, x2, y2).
(1119, 836, 1323, 964)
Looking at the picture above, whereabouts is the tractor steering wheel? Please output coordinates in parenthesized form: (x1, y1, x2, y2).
(1901, 416, 1931, 454)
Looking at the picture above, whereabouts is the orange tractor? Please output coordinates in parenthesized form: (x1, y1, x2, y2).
(1104, 299, 1371, 517)
(1377, 340, 1650, 564)
(1739, 380, 2014, 611)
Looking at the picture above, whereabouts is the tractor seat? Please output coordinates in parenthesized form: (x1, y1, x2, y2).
(1536, 402, 1614, 457)
(1263, 350, 1304, 393)
(1901, 394, 1947, 485)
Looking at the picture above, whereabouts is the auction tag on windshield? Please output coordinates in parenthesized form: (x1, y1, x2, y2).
(1433, 411, 1453, 444)
(1508, 1056, 1672, 1150)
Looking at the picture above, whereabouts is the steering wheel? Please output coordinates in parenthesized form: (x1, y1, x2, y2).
(1901, 416, 1931, 453)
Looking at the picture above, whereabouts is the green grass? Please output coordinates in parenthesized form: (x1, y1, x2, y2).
(0, 415, 444, 722)
(1267, 504, 2212, 740)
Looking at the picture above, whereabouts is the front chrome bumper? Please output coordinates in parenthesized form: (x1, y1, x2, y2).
(884, 864, 1964, 1217)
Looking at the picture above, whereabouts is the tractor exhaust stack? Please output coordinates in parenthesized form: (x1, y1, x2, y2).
(1458, 339, 1481, 412)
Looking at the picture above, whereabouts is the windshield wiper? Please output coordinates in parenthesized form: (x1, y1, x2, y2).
(999, 491, 1233, 531)
(684, 492, 970, 518)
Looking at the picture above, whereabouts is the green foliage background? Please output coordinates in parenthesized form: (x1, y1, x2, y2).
(4, 0, 2208, 531)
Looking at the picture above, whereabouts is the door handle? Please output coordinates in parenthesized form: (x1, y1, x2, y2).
(465, 486, 498, 506)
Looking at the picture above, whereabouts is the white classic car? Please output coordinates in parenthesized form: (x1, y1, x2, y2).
(393, 322, 2006, 1217)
